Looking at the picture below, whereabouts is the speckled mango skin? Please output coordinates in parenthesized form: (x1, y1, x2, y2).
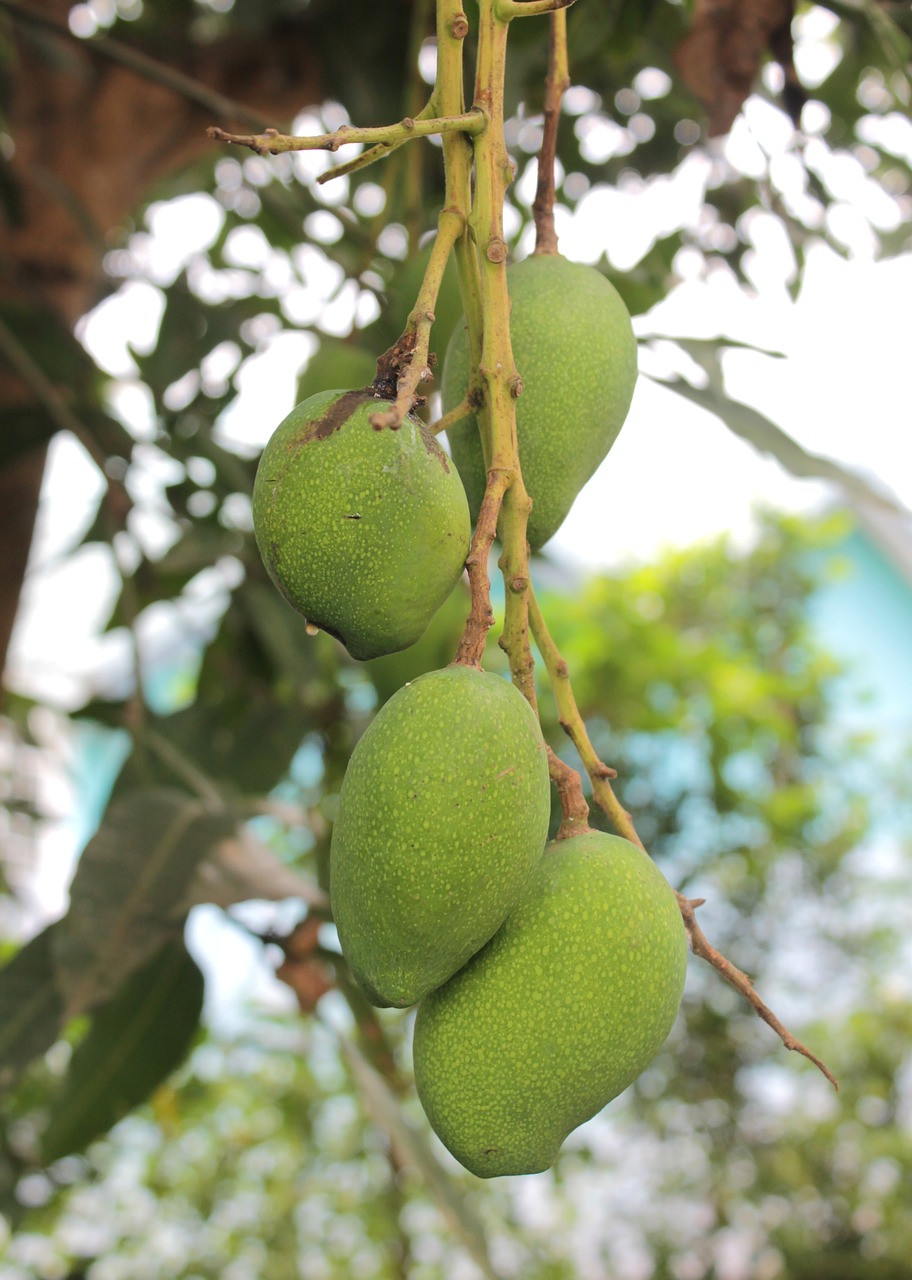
(413, 831, 687, 1178)
(252, 389, 471, 661)
(329, 665, 551, 1008)
(441, 255, 638, 549)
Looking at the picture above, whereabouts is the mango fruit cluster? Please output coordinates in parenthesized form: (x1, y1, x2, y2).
(328, 662, 686, 1177)
(251, 254, 686, 1177)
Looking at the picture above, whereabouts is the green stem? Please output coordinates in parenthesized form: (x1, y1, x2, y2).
(369, 210, 466, 429)
(461, 1, 536, 704)
(403, 0, 437, 249)
(495, 0, 576, 17)
(527, 586, 630, 835)
(434, 0, 479, 341)
(371, 0, 476, 431)
(207, 110, 485, 159)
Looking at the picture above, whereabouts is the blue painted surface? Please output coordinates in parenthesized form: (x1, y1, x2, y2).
(809, 526, 912, 734)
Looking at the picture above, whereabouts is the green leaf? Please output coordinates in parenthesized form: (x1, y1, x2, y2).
(0, 923, 66, 1090)
(652, 344, 907, 516)
(40, 936, 204, 1163)
(52, 787, 236, 1018)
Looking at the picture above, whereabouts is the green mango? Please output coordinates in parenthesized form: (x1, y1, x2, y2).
(330, 664, 551, 1007)
(253, 389, 471, 661)
(441, 254, 638, 549)
(413, 830, 687, 1177)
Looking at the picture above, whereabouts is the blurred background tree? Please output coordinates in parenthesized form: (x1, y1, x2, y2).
(0, 1, 911, 1277)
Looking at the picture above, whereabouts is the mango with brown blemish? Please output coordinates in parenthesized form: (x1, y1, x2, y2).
(252, 389, 471, 660)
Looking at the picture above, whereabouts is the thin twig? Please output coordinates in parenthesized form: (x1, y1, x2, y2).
(676, 894, 839, 1088)
(0, 0, 270, 130)
(546, 745, 590, 834)
(429, 395, 473, 436)
(370, 211, 466, 429)
(496, 0, 577, 17)
(532, 9, 569, 255)
(455, 470, 511, 668)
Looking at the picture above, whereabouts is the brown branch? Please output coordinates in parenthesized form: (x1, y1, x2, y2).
(454, 469, 511, 668)
(0, 0, 270, 130)
(532, 9, 569, 255)
(546, 745, 590, 836)
(0, 314, 131, 525)
(676, 893, 839, 1089)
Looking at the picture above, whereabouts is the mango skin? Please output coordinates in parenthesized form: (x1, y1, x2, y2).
(329, 665, 551, 1008)
(441, 255, 638, 549)
(252, 389, 471, 661)
(413, 831, 687, 1178)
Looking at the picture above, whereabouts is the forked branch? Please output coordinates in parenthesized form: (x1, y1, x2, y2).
(207, 110, 484, 158)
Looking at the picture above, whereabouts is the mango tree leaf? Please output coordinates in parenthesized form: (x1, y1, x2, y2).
(40, 936, 204, 1163)
(649, 341, 907, 516)
(340, 1035, 504, 1280)
(0, 923, 66, 1090)
(117, 580, 341, 796)
(177, 829, 328, 913)
(52, 787, 237, 1018)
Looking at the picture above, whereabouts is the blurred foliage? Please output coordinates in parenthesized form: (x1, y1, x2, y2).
(0, 0, 911, 1276)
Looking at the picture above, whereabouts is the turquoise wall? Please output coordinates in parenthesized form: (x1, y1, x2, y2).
(809, 525, 912, 735)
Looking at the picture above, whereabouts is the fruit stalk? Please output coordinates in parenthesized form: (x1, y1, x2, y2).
(454, 0, 536, 703)
(372, 1, 476, 431)
(369, 211, 464, 429)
